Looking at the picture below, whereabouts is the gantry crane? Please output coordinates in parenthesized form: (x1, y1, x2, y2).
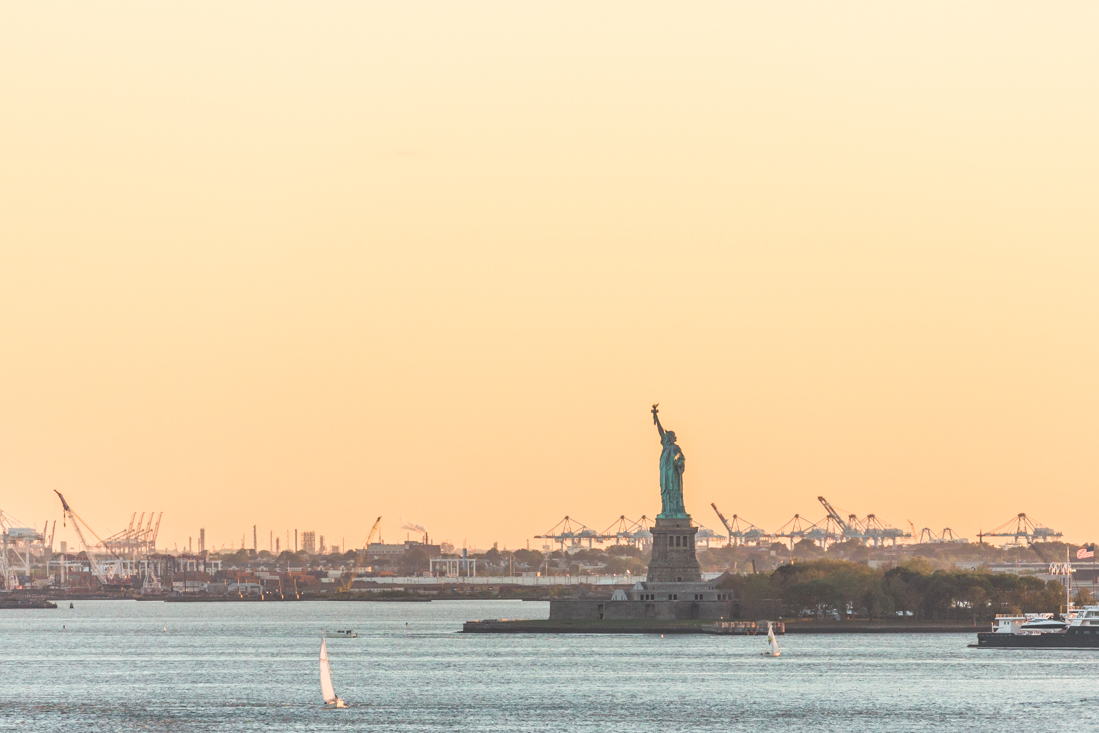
(536, 516, 601, 551)
(861, 514, 911, 546)
(710, 503, 767, 546)
(340, 516, 382, 592)
(772, 514, 832, 548)
(817, 496, 853, 536)
(979, 513, 1062, 545)
(600, 516, 652, 548)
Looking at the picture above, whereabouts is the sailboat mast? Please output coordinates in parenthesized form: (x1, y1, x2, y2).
(1067, 546, 1072, 612)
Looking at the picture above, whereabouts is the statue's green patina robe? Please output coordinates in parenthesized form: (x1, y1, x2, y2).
(652, 407, 687, 518)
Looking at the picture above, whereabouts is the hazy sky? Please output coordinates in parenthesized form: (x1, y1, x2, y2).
(2, 3, 1098, 553)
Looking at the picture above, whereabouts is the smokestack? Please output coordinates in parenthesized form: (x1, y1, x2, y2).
(294, 529, 298, 552)
(253, 525, 257, 552)
(199, 528, 205, 553)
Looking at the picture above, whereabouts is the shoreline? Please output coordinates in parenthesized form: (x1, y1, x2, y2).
(462, 619, 985, 634)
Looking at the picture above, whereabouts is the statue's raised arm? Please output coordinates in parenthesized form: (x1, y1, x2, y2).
(652, 404, 665, 437)
(651, 404, 687, 518)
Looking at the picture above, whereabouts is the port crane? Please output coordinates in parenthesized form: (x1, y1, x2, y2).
(54, 491, 114, 585)
(0, 509, 30, 590)
(979, 513, 1062, 546)
(599, 516, 652, 548)
(918, 527, 967, 544)
(815, 497, 911, 546)
(340, 516, 382, 592)
(710, 503, 767, 546)
(692, 521, 723, 548)
(536, 516, 601, 551)
(817, 496, 856, 540)
(772, 513, 831, 549)
(860, 514, 911, 546)
(103, 511, 162, 560)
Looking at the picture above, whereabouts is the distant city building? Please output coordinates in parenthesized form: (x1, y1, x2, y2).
(302, 531, 316, 554)
(366, 540, 442, 558)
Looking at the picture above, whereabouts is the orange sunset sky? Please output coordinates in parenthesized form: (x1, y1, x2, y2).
(2, 3, 1098, 553)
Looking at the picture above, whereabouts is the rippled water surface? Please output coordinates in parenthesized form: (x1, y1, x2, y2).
(2, 599, 1098, 731)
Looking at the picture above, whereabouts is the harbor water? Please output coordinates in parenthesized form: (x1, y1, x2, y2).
(2, 600, 1097, 731)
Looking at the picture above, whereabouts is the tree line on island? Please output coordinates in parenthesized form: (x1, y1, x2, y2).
(718, 557, 1077, 623)
(212, 544, 648, 578)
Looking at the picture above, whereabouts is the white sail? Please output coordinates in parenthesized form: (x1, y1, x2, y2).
(765, 622, 781, 657)
(319, 636, 337, 704)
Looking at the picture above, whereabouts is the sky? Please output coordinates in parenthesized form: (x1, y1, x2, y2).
(2, 2, 1098, 554)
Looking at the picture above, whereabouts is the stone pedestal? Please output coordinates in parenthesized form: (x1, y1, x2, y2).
(646, 517, 701, 583)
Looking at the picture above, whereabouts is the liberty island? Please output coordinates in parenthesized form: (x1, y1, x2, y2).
(547, 406, 729, 622)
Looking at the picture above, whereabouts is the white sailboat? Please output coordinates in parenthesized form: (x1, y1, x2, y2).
(319, 635, 349, 708)
(761, 621, 781, 657)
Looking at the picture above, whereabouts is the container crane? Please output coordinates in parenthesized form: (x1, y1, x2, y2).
(691, 520, 723, 548)
(536, 516, 601, 551)
(340, 516, 382, 592)
(918, 527, 968, 544)
(861, 514, 912, 546)
(816, 496, 878, 544)
(772, 514, 830, 549)
(817, 496, 852, 535)
(979, 513, 1062, 546)
(711, 503, 733, 544)
(710, 503, 767, 546)
(600, 516, 652, 548)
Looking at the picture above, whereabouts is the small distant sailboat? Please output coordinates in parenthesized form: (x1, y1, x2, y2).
(319, 636, 349, 708)
(762, 621, 780, 657)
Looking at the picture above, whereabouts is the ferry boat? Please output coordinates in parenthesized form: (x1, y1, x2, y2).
(974, 606, 1099, 648)
(323, 629, 358, 638)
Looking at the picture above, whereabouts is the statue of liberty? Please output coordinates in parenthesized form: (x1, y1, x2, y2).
(652, 405, 687, 518)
